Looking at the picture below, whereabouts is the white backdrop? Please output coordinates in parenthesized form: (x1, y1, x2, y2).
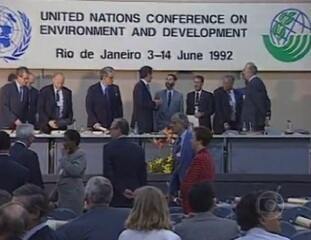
(0, 1, 310, 70)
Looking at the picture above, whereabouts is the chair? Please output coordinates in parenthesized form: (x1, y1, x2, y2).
(291, 230, 311, 240)
(48, 208, 78, 221)
(212, 206, 235, 219)
(282, 207, 311, 223)
(280, 221, 297, 238)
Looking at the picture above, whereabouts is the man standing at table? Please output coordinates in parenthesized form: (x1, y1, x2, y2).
(38, 73, 73, 133)
(0, 67, 30, 129)
(186, 75, 214, 130)
(131, 66, 161, 133)
(154, 74, 184, 131)
(213, 75, 243, 134)
(26, 73, 39, 128)
(86, 67, 123, 130)
(241, 62, 271, 131)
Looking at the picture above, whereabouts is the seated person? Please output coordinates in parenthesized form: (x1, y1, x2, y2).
(236, 191, 289, 240)
(175, 181, 239, 240)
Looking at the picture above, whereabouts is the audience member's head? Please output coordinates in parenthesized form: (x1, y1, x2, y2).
(170, 113, 189, 136)
(16, 124, 35, 148)
(110, 118, 130, 139)
(100, 66, 114, 85)
(52, 72, 65, 90)
(12, 184, 49, 229)
(126, 186, 171, 231)
(7, 73, 16, 82)
(222, 75, 235, 91)
(84, 176, 113, 209)
(165, 74, 177, 90)
(0, 202, 29, 240)
(15, 66, 30, 86)
(139, 66, 153, 83)
(243, 62, 257, 81)
(188, 181, 215, 213)
(236, 191, 282, 234)
(0, 131, 11, 153)
(63, 129, 80, 155)
(193, 75, 204, 91)
(0, 190, 11, 207)
(26, 73, 36, 88)
(192, 126, 213, 152)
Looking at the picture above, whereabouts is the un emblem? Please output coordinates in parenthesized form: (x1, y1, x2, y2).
(0, 6, 31, 62)
(263, 8, 311, 62)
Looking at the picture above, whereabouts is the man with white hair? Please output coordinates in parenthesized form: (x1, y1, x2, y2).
(10, 124, 44, 188)
(56, 176, 129, 240)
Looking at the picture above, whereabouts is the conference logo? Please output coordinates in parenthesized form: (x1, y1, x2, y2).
(0, 6, 31, 62)
(263, 8, 311, 62)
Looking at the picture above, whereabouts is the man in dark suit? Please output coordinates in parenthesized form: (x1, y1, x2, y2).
(86, 67, 123, 130)
(56, 176, 129, 240)
(0, 67, 30, 129)
(10, 124, 44, 188)
(0, 131, 29, 193)
(131, 66, 161, 133)
(104, 119, 146, 207)
(26, 73, 39, 128)
(241, 62, 271, 131)
(213, 75, 243, 134)
(13, 184, 58, 240)
(38, 73, 73, 134)
(186, 75, 214, 130)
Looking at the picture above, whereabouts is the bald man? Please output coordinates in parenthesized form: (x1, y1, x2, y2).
(38, 73, 73, 133)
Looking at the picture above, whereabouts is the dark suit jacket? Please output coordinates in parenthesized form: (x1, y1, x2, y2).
(0, 154, 29, 193)
(186, 90, 214, 129)
(213, 87, 243, 134)
(86, 83, 123, 129)
(38, 85, 73, 133)
(28, 225, 58, 240)
(10, 142, 44, 189)
(27, 87, 39, 127)
(55, 207, 129, 240)
(103, 138, 146, 207)
(131, 80, 156, 133)
(241, 76, 271, 130)
(0, 82, 29, 129)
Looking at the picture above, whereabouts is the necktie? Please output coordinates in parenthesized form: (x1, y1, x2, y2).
(55, 90, 60, 102)
(167, 91, 172, 107)
(105, 87, 113, 125)
(19, 87, 23, 102)
(228, 91, 236, 121)
(195, 91, 200, 105)
(55, 90, 61, 118)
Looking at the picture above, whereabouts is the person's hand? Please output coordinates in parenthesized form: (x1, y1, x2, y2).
(93, 123, 102, 130)
(195, 112, 204, 118)
(14, 119, 22, 126)
(48, 120, 58, 129)
(224, 122, 231, 131)
(154, 99, 162, 107)
(123, 189, 134, 199)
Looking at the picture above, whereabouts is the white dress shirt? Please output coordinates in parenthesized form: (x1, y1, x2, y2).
(228, 89, 237, 121)
(54, 87, 64, 118)
(236, 228, 290, 240)
(118, 229, 181, 240)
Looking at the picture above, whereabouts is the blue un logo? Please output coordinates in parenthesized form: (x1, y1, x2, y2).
(0, 6, 31, 62)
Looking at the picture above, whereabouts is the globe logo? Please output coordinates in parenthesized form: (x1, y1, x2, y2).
(263, 8, 311, 62)
(0, 6, 31, 62)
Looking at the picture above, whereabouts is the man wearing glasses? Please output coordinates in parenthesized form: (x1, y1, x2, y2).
(0, 66, 30, 129)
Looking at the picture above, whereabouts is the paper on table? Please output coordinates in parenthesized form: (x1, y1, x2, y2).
(187, 115, 199, 127)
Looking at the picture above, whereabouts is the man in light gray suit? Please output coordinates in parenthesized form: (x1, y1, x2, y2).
(175, 182, 239, 240)
(155, 74, 184, 131)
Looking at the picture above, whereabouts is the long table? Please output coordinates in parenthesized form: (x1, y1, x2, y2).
(10, 133, 311, 175)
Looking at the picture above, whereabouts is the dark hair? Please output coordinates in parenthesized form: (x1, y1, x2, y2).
(193, 126, 213, 146)
(0, 202, 29, 238)
(8, 73, 16, 82)
(16, 67, 29, 77)
(188, 181, 215, 213)
(13, 184, 49, 218)
(64, 129, 81, 146)
(246, 62, 258, 74)
(0, 190, 11, 206)
(139, 66, 153, 79)
(113, 118, 130, 135)
(0, 131, 11, 151)
(194, 75, 204, 83)
(223, 75, 235, 82)
(167, 74, 177, 81)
